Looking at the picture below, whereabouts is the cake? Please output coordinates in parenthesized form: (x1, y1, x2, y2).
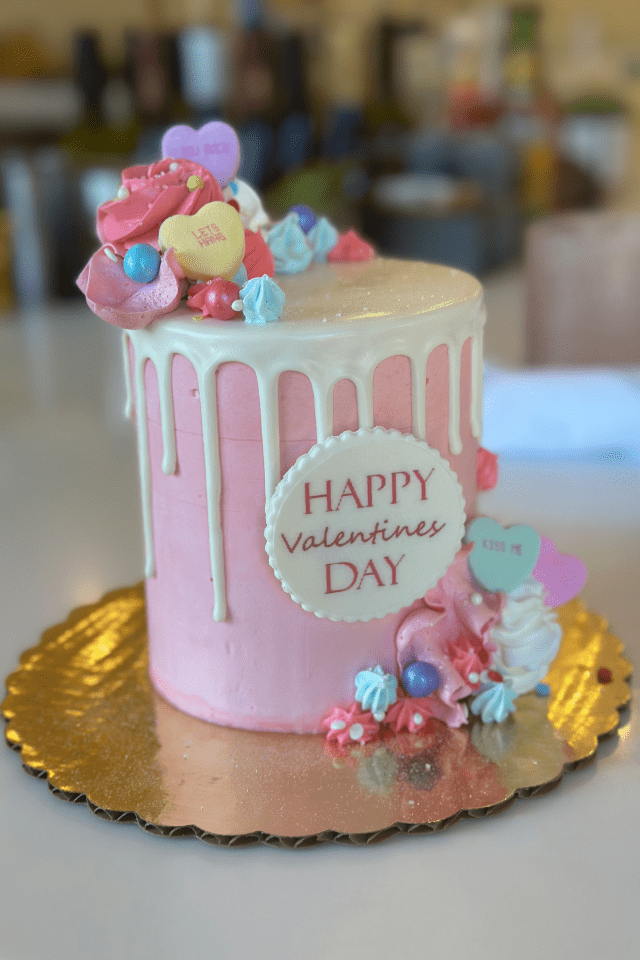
(78, 123, 584, 744)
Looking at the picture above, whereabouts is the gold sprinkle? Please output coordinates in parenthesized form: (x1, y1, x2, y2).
(192, 315, 203, 322)
(187, 175, 204, 191)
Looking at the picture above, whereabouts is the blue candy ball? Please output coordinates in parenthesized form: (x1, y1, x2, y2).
(290, 204, 317, 234)
(535, 682, 551, 697)
(123, 244, 161, 284)
(402, 660, 441, 698)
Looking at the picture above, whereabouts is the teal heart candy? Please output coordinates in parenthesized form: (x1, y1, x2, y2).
(465, 518, 541, 593)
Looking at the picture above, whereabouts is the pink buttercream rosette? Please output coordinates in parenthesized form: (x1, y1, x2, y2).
(445, 632, 494, 689)
(327, 229, 375, 263)
(477, 447, 499, 491)
(97, 158, 224, 255)
(394, 545, 504, 727)
(77, 246, 187, 329)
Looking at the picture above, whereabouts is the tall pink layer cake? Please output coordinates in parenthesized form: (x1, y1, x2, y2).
(79, 126, 577, 743)
(122, 259, 484, 731)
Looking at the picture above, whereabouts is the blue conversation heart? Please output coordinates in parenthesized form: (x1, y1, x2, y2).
(465, 518, 540, 593)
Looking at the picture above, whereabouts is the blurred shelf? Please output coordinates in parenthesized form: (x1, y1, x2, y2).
(0, 79, 81, 134)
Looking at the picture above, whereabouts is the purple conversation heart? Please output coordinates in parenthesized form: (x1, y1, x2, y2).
(161, 123, 240, 188)
(533, 536, 587, 608)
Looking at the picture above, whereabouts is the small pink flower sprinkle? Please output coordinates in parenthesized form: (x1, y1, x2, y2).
(385, 697, 435, 734)
(322, 703, 379, 746)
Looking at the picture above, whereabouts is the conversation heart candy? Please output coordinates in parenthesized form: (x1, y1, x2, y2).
(465, 518, 540, 594)
(532, 536, 587, 607)
(161, 123, 241, 188)
(159, 202, 245, 281)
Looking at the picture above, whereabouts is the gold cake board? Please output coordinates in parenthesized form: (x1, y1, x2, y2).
(2, 585, 631, 848)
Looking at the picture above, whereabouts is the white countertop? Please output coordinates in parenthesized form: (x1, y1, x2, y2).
(1, 300, 639, 960)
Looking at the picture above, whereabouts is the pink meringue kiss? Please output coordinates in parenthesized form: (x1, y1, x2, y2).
(327, 230, 375, 263)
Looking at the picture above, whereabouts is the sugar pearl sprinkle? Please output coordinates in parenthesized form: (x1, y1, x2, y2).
(373, 710, 386, 722)
(117, 186, 130, 200)
(412, 712, 424, 727)
(231, 299, 243, 312)
(330, 719, 346, 731)
(470, 592, 483, 605)
(349, 723, 364, 741)
(169, 161, 180, 171)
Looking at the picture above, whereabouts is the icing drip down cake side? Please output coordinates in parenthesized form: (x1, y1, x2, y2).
(123, 259, 484, 731)
(78, 122, 583, 743)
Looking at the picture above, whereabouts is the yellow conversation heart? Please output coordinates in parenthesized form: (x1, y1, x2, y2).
(159, 202, 245, 281)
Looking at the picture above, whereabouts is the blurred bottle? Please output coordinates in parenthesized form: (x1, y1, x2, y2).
(364, 21, 414, 143)
(501, 7, 559, 216)
(0, 208, 14, 311)
(63, 32, 107, 159)
(273, 32, 315, 176)
(125, 31, 183, 162)
(1, 152, 49, 305)
(177, 26, 231, 125)
(63, 31, 136, 161)
(230, 9, 278, 187)
(443, 9, 508, 130)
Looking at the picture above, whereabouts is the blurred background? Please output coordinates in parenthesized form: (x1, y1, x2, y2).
(0, 0, 639, 460)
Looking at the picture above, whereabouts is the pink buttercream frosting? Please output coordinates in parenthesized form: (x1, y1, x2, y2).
(243, 228, 275, 280)
(423, 543, 504, 644)
(445, 632, 494, 689)
(77, 246, 187, 329)
(393, 546, 503, 726)
(97, 158, 224, 255)
(142, 339, 480, 732)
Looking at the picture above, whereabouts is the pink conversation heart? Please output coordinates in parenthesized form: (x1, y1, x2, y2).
(533, 536, 587, 607)
(161, 123, 240, 188)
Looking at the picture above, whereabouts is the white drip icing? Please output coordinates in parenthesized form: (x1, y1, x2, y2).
(133, 355, 155, 578)
(447, 339, 463, 455)
(124, 282, 485, 622)
(198, 365, 227, 622)
(122, 332, 133, 419)
(410, 354, 428, 442)
(313, 376, 334, 443)
(157, 351, 177, 475)
(470, 323, 483, 439)
(355, 373, 375, 431)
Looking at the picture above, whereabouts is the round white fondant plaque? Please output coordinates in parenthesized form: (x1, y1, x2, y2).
(265, 429, 466, 622)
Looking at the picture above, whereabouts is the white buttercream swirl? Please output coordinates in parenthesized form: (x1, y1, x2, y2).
(490, 576, 562, 695)
(223, 178, 271, 233)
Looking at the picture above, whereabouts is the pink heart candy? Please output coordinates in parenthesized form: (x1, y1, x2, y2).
(161, 123, 240, 188)
(533, 536, 587, 607)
